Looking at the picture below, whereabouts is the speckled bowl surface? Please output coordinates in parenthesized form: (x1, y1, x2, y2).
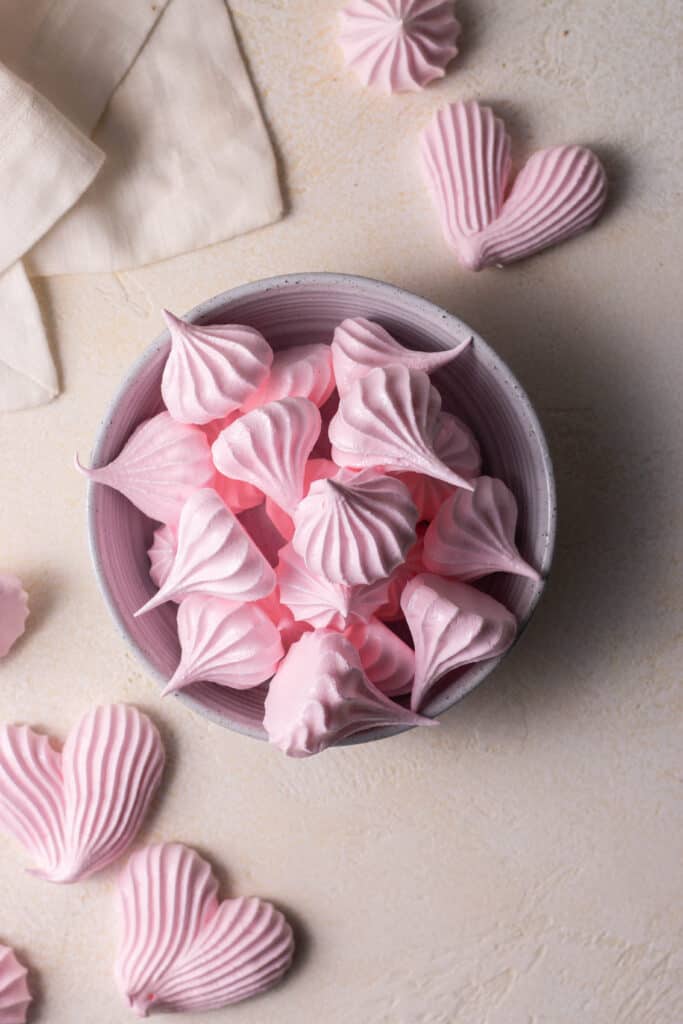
(87, 273, 556, 744)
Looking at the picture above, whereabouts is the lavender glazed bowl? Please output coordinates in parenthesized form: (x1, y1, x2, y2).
(86, 273, 556, 745)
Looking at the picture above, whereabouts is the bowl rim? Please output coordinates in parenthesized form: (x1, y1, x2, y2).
(86, 271, 557, 744)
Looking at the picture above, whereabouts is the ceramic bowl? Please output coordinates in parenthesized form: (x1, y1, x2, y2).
(87, 273, 556, 744)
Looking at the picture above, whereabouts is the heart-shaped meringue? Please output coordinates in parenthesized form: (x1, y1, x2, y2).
(339, 0, 460, 94)
(421, 100, 607, 270)
(241, 343, 334, 411)
(0, 945, 31, 1024)
(147, 525, 177, 590)
(0, 705, 164, 883)
(424, 475, 541, 581)
(164, 596, 283, 695)
(0, 575, 29, 659)
(375, 532, 426, 620)
(266, 458, 338, 541)
(264, 630, 432, 756)
(344, 618, 415, 696)
(116, 843, 294, 1016)
(292, 468, 418, 585)
(329, 364, 474, 489)
(212, 398, 322, 514)
(401, 574, 516, 710)
(331, 317, 471, 397)
(76, 412, 215, 525)
(135, 489, 276, 616)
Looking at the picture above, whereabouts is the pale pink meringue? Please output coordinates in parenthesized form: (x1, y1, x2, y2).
(116, 843, 294, 1016)
(148, 525, 177, 590)
(263, 630, 432, 756)
(164, 596, 283, 695)
(397, 472, 456, 522)
(421, 100, 607, 270)
(0, 705, 164, 883)
(329, 364, 474, 489)
(292, 468, 418, 585)
(424, 475, 541, 581)
(266, 457, 338, 541)
(401, 574, 516, 710)
(332, 316, 470, 396)
(241, 343, 334, 411)
(0, 575, 29, 659)
(339, 0, 460, 94)
(0, 944, 31, 1024)
(256, 588, 313, 652)
(344, 618, 415, 696)
(433, 411, 482, 478)
(212, 398, 322, 513)
(161, 311, 273, 425)
(76, 412, 215, 525)
(214, 473, 264, 514)
(135, 489, 275, 616)
(375, 532, 425, 620)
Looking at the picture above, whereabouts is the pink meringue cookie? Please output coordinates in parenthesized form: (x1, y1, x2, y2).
(212, 398, 322, 514)
(0, 705, 164, 883)
(292, 468, 418, 585)
(241, 343, 335, 411)
(135, 489, 275, 616)
(263, 630, 432, 756)
(0, 575, 29, 658)
(76, 412, 215, 525)
(329, 364, 474, 489)
(256, 588, 313, 652)
(214, 473, 264, 515)
(433, 411, 482, 478)
(332, 316, 471, 397)
(397, 472, 456, 522)
(344, 618, 415, 696)
(339, 0, 460, 94)
(401, 574, 516, 710)
(375, 532, 425, 620)
(0, 944, 31, 1024)
(116, 843, 294, 1016)
(424, 475, 540, 581)
(276, 544, 390, 630)
(161, 311, 273, 425)
(164, 596, 283, 695)
(266, 457, 338, 541)
(421, 100, 607, 270)
(148, 525, 177, 590)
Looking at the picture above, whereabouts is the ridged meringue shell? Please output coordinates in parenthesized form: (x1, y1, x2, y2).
(212, 398, 322, 513)
(433, 411, 482, 478)
(0, 575, 29, 659)
(147, 525, 177, 590)
(375, 532, 425, 620)
(135, 489, 276, 616)
(116, 843, 294, 1016)
(344, 618, 415, 696)
(263, 631, 432, 756)
(424, 475, 540, 581)
(397, 472, 456, 522)
(401, 574, 516, 710)
(76, 412, 215, 525)
(0, 705, 164, 883)
(329, 364, 474, 489)
(164, 596, 283, 695)
(266, 458, 338, 542)
(0, 944, 31, 1024)
(332, 316, 470, 396)
(292, 469, 418, 585)
(339, 0, 460, 94)
(241, 343, 334, 411)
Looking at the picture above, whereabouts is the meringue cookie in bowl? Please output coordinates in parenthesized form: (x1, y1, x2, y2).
(0, 944, 31, 1024)
(147, 525, 177, 590)
(433, 411, 481, 479)
(344, 618, 415, 696)
(397, 472, 456, 523)
(0, 575, 29, 658)
(375, 532, 425, 620)
(266, 457, 338, 541)
(241, 342, 334, 411)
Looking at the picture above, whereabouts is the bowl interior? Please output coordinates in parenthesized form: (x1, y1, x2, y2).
(88, 274, 555, 742)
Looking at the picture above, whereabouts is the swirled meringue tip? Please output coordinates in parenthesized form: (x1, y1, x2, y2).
(76, 412, 215, 525)
(135, 489, 276, 616)
(266, 457, 338, 541)
(424, 475, 541, 581)
(339, 0, 460, 94)
(163, 596, 284, 695)
(0, 944, 31, 1024)
(263, 630, 433, 757)
(401, 574, 516, 710)
(0, 574, 29, 659)
(0, 705, 164, 883)
(344, 618, 415, 696)
(161, 310, 273, 425)
(332, 316, 471, 396)
(116, 843, 294, 1015)
(241, 343, 335, 412)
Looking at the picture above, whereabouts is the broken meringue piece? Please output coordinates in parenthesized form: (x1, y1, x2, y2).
(148, 525, 177, 590)
(116, 843, 294, 1015)
(424, 475, 540, 581)
(329, 365, 474, 489)
(161, 311, 273, 425)
(212, 398, 321, 513)
(332, 316, 470, 396)
(344, 618, 415, 696)
(264, 631, 432, 756)
(164, 596, 283, 695)
(76, 412, 215, 525)
(135, 489, 276, 615)
(241, 343, 334, 411)
(339, 0, 460, 94)
(266, 457, 338, 541)
(0, 944, 31, 1024)
(0, 575, 29, 659)
(401, 574, 516, 710)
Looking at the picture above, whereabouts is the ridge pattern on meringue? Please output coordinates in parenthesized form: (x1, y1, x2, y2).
(241, 343, 334, 411)
(339, 0, 460, 94)
(0, 574, 29, 659)
(292, 468, 418, 585)
(0, 944, 31, 1024)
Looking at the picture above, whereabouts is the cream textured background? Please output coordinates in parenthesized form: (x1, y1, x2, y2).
(1, 1, 682, 1021)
